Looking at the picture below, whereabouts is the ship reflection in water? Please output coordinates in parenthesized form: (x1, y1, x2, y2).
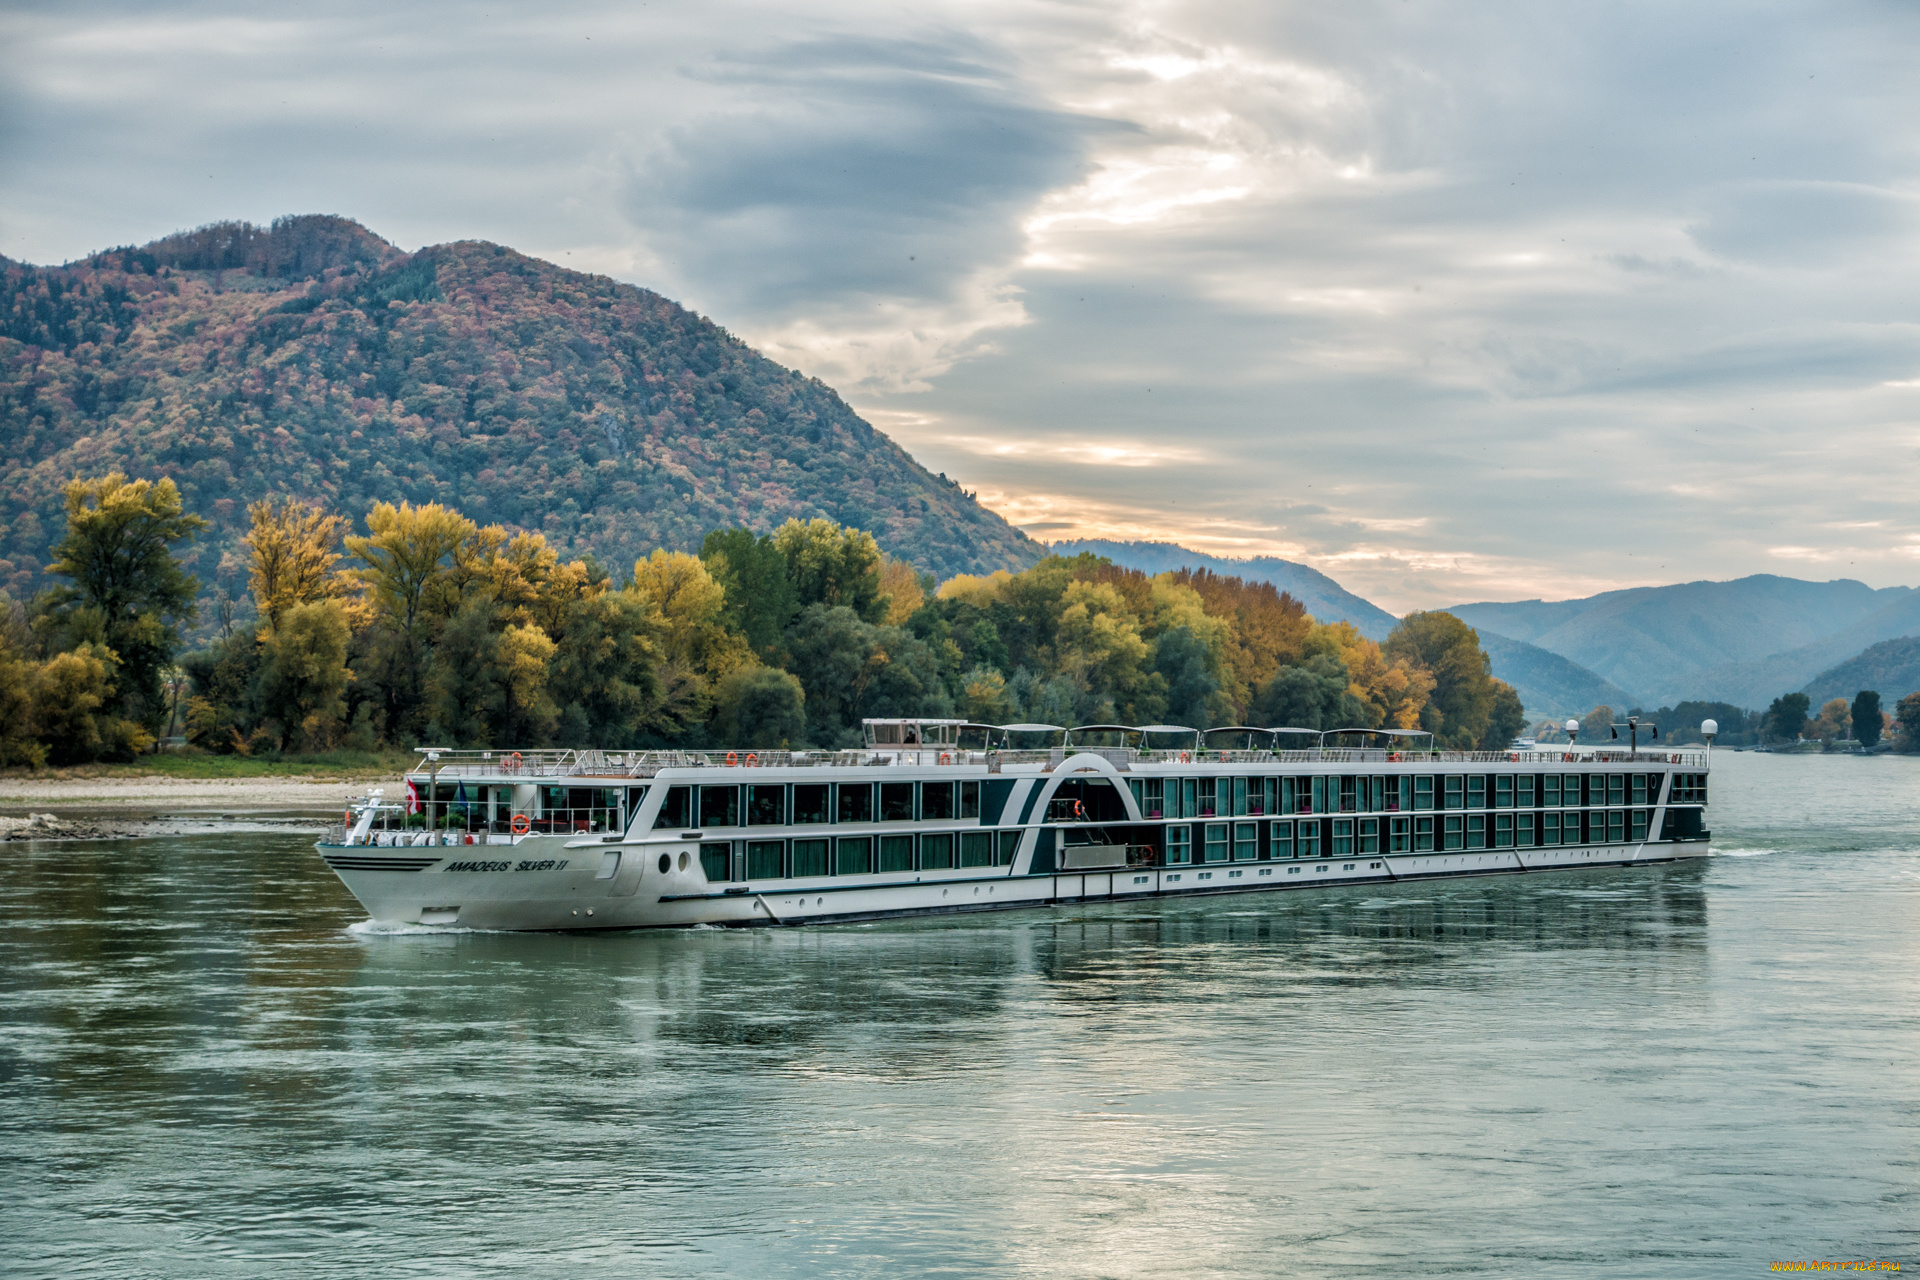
(5, 750, 1916, 1280)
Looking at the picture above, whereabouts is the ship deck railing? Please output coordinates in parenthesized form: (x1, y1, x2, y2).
(402, 745, 1709, 781)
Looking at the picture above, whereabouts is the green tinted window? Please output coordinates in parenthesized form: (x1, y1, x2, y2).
(1204, 823, 1229, 862)
(746, 840, 784, 879)
(835, 836, 872, 875)
(878, 834, 913, 872)
(1444, 815, 1463, 850)
(791, 838, 829, 877)
(699, 842, 731, 882)
(960, 831, 993, 867)
(1389, 816, 1410, 853)
(997, 830, 1022, 865)
(1493, 813, 1513, 848)
(1331, 819, 1355, 857)
(1359, 818, 1379, 854)
(1271, 820, 1294, 858)
(1415, 815, 1436, 851)
(1298, 820, 1321, 857)
(1415, 776, 1435, 810)
(1233, 821, 1258, 860)
(1466, 814, 1486, 849)
(1166, 824, 1192, 864)
(919, 833, 954, 870)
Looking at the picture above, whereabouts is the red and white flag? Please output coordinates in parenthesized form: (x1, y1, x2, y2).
(405, 779, 420, 815)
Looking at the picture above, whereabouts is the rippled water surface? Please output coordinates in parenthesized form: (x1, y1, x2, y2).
(3, 751, 1918, 1278)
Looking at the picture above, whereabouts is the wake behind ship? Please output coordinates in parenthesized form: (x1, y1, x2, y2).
(316, 719, 1713, 930)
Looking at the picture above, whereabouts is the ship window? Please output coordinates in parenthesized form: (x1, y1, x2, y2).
(1234, 821, 1259, 861)
(836, 783, 874, 824)
(1517, 811, 1536, 846)
(1387, 776, 1409, 812)
(1467, 776, 1486, 810)
(1606, 774, 1625, 807)
(1331, 819, 1355, 857)
(1179, 778, 1198, 819)
(835, 836, 873, 876)
(794, 784, 829, 825)
(1414, 775, 1435, 810)
(957, 780, 979, 820)
(1631, 774, 1648, 806)
(1138, 778, 1163, 818)
(1630, 809, 1649, 842)
(1373, 776, 1388, 813)
(1307, 776, 1323, 814)
(699, 785, 739, 829)
(1466, 814, 1486, 849)
(1563, 774, 1581, 805)
(1494, 775, 1514, 809)
(1389, 816, 1410, 853)
(654, 785, 692, 830)
(960, 831, 993, 867)
(1493, 813, 1514, 848)
(1194, 778, 1215, 817)
(699, 842, 731, 883)
(1252, 776, 1273, 816)
(879, 834, 914, 873)
(1542, 811, 1561, 845)
(1607, 810, 1625, 844)
(747, 785, 786, 826)
(1542, 774, 1561, 807)
(1166, 824, 1192, 864)
(1358, 818, 1379, 855)
(746, 840, 785, 879)
(1271, 820, 1295, 859)
(1204, 823, 1229, 862)
(1443, 815, 1464, 850)
(1298, 820, 1322, 858)
(1516, 774, 1535, 808)
(1582, 774, 1599, 805)
(1415, 815, 1435, 852)
(997, 830, 1023, 865)
(1339, 775, 1358, 813)
(921, 782, 955, 821)
(1281, 777, 1300, 815)
(792, 838, 829, 877)
(1566, 810, 1585, 843)
(1234, 776, 1250, 816)
(881, 783, 915, 822)
(920, 833, 954, 870)
(1443, 775, 1464, 809)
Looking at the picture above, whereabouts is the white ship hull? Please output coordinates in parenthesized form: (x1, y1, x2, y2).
(321, 830, 1713, 931)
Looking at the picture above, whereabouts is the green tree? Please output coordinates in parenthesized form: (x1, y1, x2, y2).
(1478, 680, 1526, 750)
(1253, 654, 1350, 729)
(1582, 704, 1616, 742)
(1155, 626, 1224, 729)
(700, 528, 797, 663)
(38, 473, 207, 733)
(345, 500, 474, 737)
(773, 518, 886, 622)
(256, 600, 353, 751)
(424, 596, 558, 748)
(1852, 690, 1882, 749)
(1764, 692, 1810, 743)
(1382, 612, 1494, 748)
(549, 591, 662, 747)
(712, 666, 807, 748)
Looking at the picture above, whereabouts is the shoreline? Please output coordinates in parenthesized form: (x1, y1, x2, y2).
(0, 773, 397, 838)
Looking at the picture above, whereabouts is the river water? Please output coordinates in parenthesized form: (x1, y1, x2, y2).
(2, 751, 1916, 1278)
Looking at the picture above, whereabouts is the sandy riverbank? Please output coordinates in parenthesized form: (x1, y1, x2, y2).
(0, 774, 395, 816)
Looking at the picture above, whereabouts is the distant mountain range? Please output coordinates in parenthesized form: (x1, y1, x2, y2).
(1049, 540, 1400, 639)
(1803, 637, 1920, 708)
(1448, 576, 1920, 709)
(0, 215, 1043, 605)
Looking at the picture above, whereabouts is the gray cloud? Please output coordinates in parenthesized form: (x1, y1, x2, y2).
(625, 35, 1109, 315)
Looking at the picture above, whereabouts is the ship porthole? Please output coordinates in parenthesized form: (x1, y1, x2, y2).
(678, 851, 690, 871)
(658, 853, 671, 874)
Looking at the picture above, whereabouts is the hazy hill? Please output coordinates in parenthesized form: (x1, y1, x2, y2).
(1802, 636, 1920, 707)
(1051, 539, 1400, 638)
(1449, 576, 1916, 705)
(0, 215, 1043, 604)
(1473, 629, 1639, 720)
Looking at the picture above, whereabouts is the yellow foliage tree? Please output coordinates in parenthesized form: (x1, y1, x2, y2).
(244, 498, 348, 637)
(878, 556, 925, 626)
(936, 570, 1011, 608)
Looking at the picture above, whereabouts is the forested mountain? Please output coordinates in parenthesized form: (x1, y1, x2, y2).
(1471, 629, 1638, 720)
(1802, 637, 1920, 707)
(1051, 540, 1399, 639)
(1449, 576, 1918, 706)
(0, 215, 1043, 608)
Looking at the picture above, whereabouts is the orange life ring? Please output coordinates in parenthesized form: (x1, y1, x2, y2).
(510, 813, 531, 835)
(502, 751, 522, 772)
(1180, 751, 1191, 763)
(745, 753, 758, 767)
(939, 752, 951, 765)
(1509, 752, 1518, 763)
(726, 751, 739, 767)
(1563, 753, 1574, 763)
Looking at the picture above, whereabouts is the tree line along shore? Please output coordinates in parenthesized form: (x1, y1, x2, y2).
(0, 473, 1543, 768)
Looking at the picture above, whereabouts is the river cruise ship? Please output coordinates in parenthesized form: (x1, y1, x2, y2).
(316, 719, 1713, 930)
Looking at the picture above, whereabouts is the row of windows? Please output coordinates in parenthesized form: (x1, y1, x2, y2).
(1131, 773, 1688, 817)
(1161, 811, 1654, 862)
(657, 781, 985, 831)
(699, 830, 1024, 882)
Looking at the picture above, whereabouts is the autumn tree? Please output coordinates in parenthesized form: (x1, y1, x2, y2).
(38, 473, 206, 733)
(1382, 611, 1495, 748)
(244, 497, 347, 636)
(1808, 697, 1852, 743)
(256, 600, 353, 750)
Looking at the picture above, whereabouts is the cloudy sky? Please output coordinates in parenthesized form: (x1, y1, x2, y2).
(5, 0, 1918, 611)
